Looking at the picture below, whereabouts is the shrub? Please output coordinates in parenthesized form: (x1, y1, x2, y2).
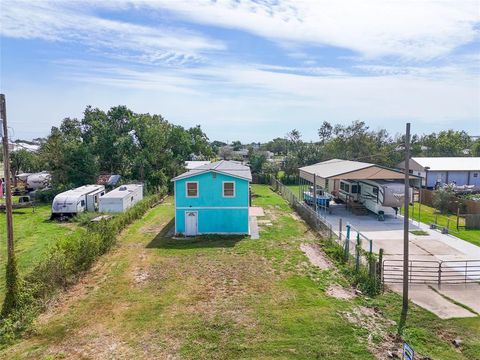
(432, 185, 456, 214)
(0, 189, 166, 345)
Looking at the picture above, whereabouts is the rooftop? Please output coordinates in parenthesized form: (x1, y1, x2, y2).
(411, 157, 480, 171)
(173, 160, 252, 181)
(101, 184, 143, 198)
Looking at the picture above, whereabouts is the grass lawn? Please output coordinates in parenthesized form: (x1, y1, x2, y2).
(402, 203, 480, 247)
(1, 186, 478, 359)
(0, 203, 84, 301)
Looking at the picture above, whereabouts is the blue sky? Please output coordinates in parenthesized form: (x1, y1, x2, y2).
(1, 0, 479, 142)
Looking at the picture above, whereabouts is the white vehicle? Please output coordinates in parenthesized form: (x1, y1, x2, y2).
(99, 184, 143, 213)
(51, 185, 105, 219)
(17, 172, 51, 191)
(337, 179, 409, 218)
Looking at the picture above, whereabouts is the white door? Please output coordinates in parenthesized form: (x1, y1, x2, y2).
(185, 211, 198, 236)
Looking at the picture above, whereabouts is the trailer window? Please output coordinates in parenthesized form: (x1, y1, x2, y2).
(351, 185, 359, 194)
(373, 188, 378, 195)
(80, 200, 85, 207)
(186, 182, 198, 197)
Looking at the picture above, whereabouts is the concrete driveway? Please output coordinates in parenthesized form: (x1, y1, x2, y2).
(324, 203, 480, 319)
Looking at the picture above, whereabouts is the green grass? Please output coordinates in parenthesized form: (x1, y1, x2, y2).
(0, 204, 84, 301)
(0, 186, 478, 359)
(402, 203, 480, 246)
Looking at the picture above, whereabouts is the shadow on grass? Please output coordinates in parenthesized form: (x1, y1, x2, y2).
(146, 218, 246, 250)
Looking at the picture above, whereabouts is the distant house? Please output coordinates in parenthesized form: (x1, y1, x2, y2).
(172, 160, 252, 236)
(397, 157, 480, 188)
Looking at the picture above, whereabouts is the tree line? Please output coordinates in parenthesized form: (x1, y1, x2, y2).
(12, 114, 478, 191)
(13, 106, 214, 192)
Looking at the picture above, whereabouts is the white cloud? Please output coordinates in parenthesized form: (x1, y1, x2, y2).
(0, 0, 225, 65)
(140, 0, 480, 60)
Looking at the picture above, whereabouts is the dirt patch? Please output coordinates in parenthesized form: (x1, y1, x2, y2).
(290, 212, 301, 221)
(132, 267, 149, 284)
(264, 209, 279, 221)
(326, 284, 355, 300)
(300, 243, 332, 270)
(341, 306, 400, 359)
(45, 323, 137, 360)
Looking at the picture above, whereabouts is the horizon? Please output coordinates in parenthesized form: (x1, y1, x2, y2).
(1, 1, 479, 142)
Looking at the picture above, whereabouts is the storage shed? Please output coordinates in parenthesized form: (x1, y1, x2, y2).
(99, 184, 143, 213)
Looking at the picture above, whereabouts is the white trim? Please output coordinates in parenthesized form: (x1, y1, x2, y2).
(222, 181, 235, 198)
(176, 206, 249, 210)
(174, 183, 177, 233)
(185, 181, 199, 198)
(184, 210, 198, 236)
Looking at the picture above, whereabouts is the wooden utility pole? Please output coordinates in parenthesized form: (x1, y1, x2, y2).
(0, 94, 18, 315)
(399, 122, 411, 333)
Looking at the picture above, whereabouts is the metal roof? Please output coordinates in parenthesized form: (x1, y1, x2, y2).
(299, 159, 373, 178)
(172, 160, 252, 181)
(299, 159, 418, 181)
(101, 184, 142, 199)
(411, 157, 480, 171)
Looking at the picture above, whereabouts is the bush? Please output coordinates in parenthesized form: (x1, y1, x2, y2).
(432, 186, 456, 214)
(0, 189, 167, 345)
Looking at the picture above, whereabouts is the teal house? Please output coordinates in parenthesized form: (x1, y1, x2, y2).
(172, 160, 252, 236)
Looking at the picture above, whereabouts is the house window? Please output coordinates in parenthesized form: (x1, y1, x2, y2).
(186, 182, 198, 197)
(223, 182, 235, 197)
(474, 173, 478, 178)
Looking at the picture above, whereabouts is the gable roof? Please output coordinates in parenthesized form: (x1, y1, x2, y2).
(172, 160, 252, 182)
(410, 157, 480, 171)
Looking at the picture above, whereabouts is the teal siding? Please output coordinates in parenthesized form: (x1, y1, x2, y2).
(175, 208, 249, 234)
(174, 171, 250, 235)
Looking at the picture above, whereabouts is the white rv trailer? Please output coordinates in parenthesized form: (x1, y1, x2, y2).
(99, 184, 143, 213)
(337, 179, 409, 217)
(51, 185, 105, 218)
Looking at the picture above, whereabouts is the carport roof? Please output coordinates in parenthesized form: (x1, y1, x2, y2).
(299, 159, 420, 180)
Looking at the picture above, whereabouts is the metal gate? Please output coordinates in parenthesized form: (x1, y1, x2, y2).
(382, 259, 480, 285)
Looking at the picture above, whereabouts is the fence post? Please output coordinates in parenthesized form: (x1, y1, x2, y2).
(355, 232, 361, 272)
(378, 248, 384, 292)
(369, 239, 373, 254)
(344, 224, 351, 261)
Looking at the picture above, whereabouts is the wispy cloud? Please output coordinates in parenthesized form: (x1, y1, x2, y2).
(141, 0, 480, 60)
(0, 0, 225, 65)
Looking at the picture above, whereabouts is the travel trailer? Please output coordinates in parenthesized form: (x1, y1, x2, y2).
(99, 184, 143, 213)
(51, 185, 105, 219)
(337, 179, 408, 218)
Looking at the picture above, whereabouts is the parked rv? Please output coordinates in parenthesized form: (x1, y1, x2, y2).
(98, 184, 143, 213)
(337, 179, 408, 218)
(51, 185, 105, 219)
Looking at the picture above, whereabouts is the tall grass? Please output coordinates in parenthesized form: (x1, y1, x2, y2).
(0, 190, 166, 345)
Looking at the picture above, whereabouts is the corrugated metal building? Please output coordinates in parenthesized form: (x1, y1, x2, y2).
(397, 157, 480, 188)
